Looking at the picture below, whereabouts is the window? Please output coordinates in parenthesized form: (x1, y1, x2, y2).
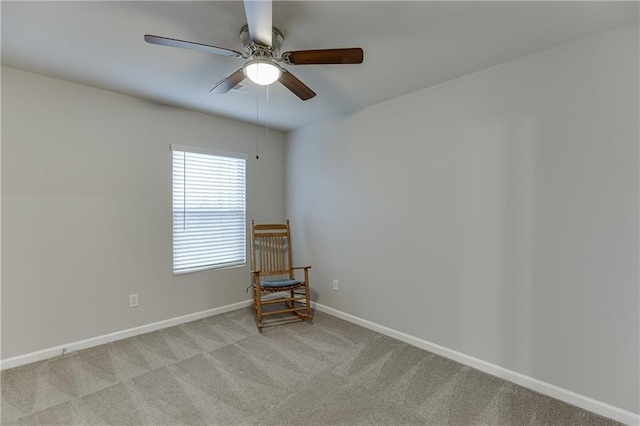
(171, 145, 247, 274)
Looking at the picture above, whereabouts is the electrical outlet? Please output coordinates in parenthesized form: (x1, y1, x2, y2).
(129, 293, 139, 308)
(332, 279, 339, 291)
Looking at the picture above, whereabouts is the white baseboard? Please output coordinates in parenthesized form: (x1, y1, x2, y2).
(0, 299, 253, 371)
(312, 302, 639, 426)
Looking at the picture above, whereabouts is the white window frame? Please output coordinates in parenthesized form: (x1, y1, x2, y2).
(171, 144, 247, 275)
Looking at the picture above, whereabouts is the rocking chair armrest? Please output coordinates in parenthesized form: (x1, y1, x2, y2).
(292, 266, 311, 284)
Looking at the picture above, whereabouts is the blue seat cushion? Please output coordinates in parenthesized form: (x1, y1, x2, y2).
(260, 279, 301, 288)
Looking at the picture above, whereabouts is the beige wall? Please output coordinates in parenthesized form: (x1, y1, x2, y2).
(1, 67, 286, 359)
(286, 25, 639, 413)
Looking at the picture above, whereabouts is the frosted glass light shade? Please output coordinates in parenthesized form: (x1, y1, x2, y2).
(243, 60, 282, 86)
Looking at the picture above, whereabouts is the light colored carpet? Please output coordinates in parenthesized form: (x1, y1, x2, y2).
(1, 307, 621, 425)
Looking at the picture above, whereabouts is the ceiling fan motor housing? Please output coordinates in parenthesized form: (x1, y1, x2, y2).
(240, 24, 284, 58)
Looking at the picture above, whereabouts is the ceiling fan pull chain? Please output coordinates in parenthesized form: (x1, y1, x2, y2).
(266, 84, 270, 139)
(256, 90, 260, 160)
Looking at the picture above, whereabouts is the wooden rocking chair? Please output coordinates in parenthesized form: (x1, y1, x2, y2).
(250, 220, 312, 331)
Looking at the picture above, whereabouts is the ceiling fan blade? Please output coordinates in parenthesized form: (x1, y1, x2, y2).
(210, 69, 246, 94)
(243, 0, 272, 47)
(144, 35, 243, 58)
(279, 69, 316, 101)
(282, 48, 364, 65)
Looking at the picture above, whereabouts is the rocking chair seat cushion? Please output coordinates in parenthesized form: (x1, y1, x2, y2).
(260, 278, 301, 288)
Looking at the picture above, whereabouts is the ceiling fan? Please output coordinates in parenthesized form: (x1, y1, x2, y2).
(145, 0, 364, 101)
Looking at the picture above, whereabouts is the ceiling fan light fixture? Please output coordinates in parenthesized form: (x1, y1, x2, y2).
(243, 59, 282, 85)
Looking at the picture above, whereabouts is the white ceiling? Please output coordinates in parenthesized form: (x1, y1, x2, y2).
(2, 1, 638, 131)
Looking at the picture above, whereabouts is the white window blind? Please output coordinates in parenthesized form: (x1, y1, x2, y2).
(172, 146, 247, 274)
